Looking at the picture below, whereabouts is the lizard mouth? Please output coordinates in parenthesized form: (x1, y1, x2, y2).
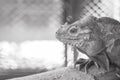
(59, 35, 90, 47)
(60, 33, 90, 41)
(56, 31, 90, 47)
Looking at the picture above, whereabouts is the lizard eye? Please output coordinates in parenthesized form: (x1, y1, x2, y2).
(69, 27, 78, 34)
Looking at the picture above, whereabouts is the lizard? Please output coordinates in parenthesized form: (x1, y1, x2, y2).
(56, 16, 120, 75)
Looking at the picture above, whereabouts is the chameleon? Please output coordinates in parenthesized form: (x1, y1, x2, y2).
(56, 16, 120, 75)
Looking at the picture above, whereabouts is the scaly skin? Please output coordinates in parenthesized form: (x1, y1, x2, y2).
(56, 16, 120, 77)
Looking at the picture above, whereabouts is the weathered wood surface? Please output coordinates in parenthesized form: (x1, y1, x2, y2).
(7, 67, 95, 80)
(7, 66, 119, 80)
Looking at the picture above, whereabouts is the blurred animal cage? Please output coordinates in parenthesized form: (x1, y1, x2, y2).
(1, 0, 119, 33)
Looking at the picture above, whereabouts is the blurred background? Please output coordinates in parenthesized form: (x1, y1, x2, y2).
(0, 0, 120, 79)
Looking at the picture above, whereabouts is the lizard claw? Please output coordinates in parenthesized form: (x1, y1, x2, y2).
(94, 61, 100, 69)
(116, 73, 120, 78)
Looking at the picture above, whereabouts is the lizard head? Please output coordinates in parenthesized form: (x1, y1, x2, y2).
(56, 16, 102, 47)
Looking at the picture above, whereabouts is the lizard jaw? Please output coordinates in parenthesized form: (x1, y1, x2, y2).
(56, 32, 90, 48)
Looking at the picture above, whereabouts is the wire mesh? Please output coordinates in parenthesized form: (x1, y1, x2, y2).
(0, 0, 62, 29)
(0, 0, 62, 41)
(80, 0, 114, 18)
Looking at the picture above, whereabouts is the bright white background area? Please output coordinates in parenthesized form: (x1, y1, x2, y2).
(0, 40, 65, 70)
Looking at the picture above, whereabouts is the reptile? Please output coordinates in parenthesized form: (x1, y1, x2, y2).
(56, 16, 120, 78)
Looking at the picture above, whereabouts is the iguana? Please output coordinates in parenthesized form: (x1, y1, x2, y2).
(56, 16, 120, 77)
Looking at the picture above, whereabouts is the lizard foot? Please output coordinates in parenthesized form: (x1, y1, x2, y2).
(74, 58, 94, 73)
